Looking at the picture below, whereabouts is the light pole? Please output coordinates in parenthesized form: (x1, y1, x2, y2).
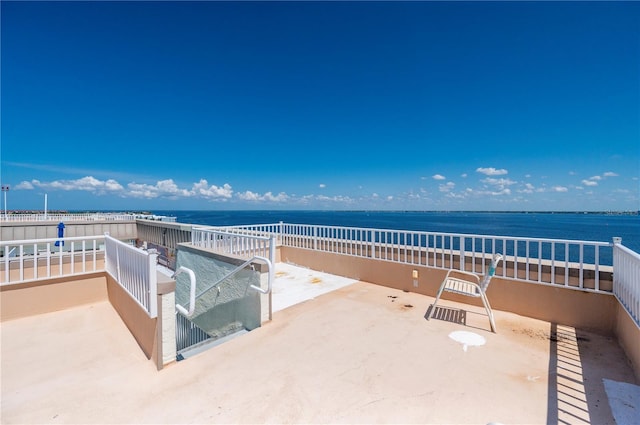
(1, 185, 9, 220)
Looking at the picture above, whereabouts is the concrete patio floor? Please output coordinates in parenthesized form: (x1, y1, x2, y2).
(1, 271, 638, 424)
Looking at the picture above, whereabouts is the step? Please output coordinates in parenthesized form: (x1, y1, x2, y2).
(177, 328, 249, 361)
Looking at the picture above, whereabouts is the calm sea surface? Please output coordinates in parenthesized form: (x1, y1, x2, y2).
(153, 210, 640, 256)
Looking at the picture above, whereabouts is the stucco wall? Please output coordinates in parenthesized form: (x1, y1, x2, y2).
(1, 266, 176, 370)
(105, 273, 157, 361)
(1, 220, 137, 242)
(281, 246, 618, 335)
(175, 244, 263, 338)
(0, 273, 108, 321)
(615, 303, 640, 382)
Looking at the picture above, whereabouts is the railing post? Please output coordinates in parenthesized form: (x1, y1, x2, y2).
(612, 237, 622, 292)
(460, 236, 465, 272)
(32, 243, 38, 280)
(115, 242, 121, 283)
(4, 246, 9, 284)
(147, 249, 158, 319)
(313, 226, 317, 251)
(270, 235, 276, 269)
(19, 245, 24, 281)
(371, 230, 376, 259)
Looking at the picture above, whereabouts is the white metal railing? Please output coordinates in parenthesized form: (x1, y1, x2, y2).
(211, 222, 283, 238)
(105, 234, 158, 318)
(191, 227, 276, 265)
(194, 255, 273, 300)
(0, 235, 105, 285)
(217, 222, 615, 292)
(175, 255, 273, 354)
(176, 312, 211, 353)
(613, 238, 640, 327)
(0, 213, 176, 222)
(173, 266, 197, 317)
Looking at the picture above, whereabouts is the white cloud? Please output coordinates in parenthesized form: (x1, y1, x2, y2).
(191, 180, 233, 199)
(461, 173, 467, 178)
(105, 179, 124, 191)
(478, 188, 511, 196)
(439, 182, 455, 192)
(476, 167, 508, 176)
(128, 179, 193, 199)
(156, 179, 191, 197)
(64, 176, 102, 191)
(482, 177, 516, 188)
(21, 176, 234, 200)
(12, 165, 632, 209)
(227, 190, 292, 202)
(237, 191, 260, 201)
(445, 192, 467, 199)
(21, 176, 124, 194)
(519, 183, 535, 194)
(263, 191, 288, 202)
(315, 194, 355, 204)
(128, 182, 160, 199)
(15, 181, 35, 190)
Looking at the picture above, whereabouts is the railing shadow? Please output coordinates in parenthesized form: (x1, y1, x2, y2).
(424, 304, 491, 332)
(425, 305, 467, 326)
(547, 322, 626, 425)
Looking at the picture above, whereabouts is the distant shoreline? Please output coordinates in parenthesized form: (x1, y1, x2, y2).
(2, 209, 637, 216)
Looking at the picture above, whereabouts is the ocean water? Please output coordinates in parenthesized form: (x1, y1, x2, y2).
(153, 210, 640, 257)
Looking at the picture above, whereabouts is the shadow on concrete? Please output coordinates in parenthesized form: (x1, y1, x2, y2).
(424, 304, 494, 333)
(425, 304, 467, 326)
(547, 322, 634, 425)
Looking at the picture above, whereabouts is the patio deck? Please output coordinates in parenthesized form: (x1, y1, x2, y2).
(1, 270, 638, 424)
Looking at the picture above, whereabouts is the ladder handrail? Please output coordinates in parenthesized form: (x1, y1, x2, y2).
(173, 266, 197, 317)
(195, 255, 273, 300)
(248, 255, 273, 295)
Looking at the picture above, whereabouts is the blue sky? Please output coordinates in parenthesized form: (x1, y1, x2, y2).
(1, 1, 639, 212)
